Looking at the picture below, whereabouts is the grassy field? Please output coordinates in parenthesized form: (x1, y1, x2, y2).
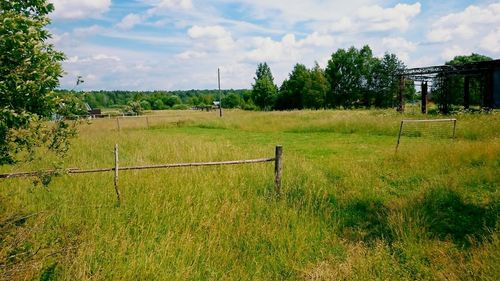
(1, 109, 499, 280)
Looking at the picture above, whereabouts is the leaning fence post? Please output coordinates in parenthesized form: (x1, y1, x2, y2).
(146, 117, 150, 129)
(395, 120, 404, 152)
(274, 145, 283, 197)
(114, 144, 121, 206)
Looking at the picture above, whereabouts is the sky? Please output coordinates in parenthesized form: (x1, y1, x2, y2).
(47, 0, 500, 91)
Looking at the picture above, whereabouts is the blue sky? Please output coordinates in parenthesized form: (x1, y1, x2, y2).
(47, 0, 500, 90)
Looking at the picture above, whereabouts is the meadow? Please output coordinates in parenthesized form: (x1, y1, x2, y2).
(1, 109, 499, 280)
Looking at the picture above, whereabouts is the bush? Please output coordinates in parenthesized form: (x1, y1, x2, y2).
(172, 104, 189, 110)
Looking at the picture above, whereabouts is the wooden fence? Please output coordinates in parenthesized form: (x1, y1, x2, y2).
(0, 145, 283, 205)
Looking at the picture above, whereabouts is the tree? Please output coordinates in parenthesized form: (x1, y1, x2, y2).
(152, 99, 165, 110)
(139, 100, 151, 110)
(0, 0, 72, 164)
(276, 64, 309, 110)
(251, 63, 277, 110)
(222, 93, 242, 108)
(304, 63, 329, 109)
(325, 46, 378, 108)
(371, 53, 405, 108)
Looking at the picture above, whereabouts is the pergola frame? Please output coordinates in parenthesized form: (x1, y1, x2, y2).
(397, 59, 500, 113)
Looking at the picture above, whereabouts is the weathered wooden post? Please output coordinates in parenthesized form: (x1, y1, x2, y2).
(395, 120, 404, 152)
(146, 117, 150, 129)
(114, 144, 122, 206)
(274, 145, 283, 197)
(116, 118, 121, 131)
(452, 119, 457, 139)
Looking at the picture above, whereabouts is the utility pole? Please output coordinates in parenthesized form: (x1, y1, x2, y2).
(218, 68, 223, 117)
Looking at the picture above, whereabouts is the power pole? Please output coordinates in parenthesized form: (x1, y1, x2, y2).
(218, 68, 223, 117)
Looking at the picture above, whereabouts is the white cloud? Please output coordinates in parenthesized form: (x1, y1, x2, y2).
(357, 2, 421, 32)
(66, 56, 79, 63)
(176, 50, 207, 60)
(427, 3, 500, 43)
(64, 53, 121, 63)
(239, 2, 420, 33)
(245, 35, 299, 62)
(155, 0, 192, 9)
(435, 3, 500, 27)
(328, 17, 353, 33)
(480, 28, 500, 53)
(441, 45, 471, 61)
(382, 37, 416, 52)
(188, 25, 230, 39)
(187, 25, 235, 51)
(325, 2, 421, 33)
(92, 54, 121, 61)
(73, 25, 105, 36)
(145, 0, 193, 14)
(244, 32, 337, 62)
(49, 0, 111, 20)
(117, 14, 143, 30)
(300, 32, 336, 47)
(381, 37, 417, 62)
(223, 0, 374, 24)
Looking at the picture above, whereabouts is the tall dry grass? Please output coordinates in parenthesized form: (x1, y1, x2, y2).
(0, 109, 498, 280)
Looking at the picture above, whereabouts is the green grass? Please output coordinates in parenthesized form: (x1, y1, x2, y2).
(1, 109, 499, 280)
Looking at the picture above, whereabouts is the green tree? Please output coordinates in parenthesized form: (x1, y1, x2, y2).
(140, 100, 151, 110)
(162, 95, 181, 107)
(276, 64, 309, 110)
(0, 0, 72, 164)
(371, 53, 405, 108)
(152, 99, 165, 110)
(56, 93, 88, 118)
(325, 46, 377, 108)
(251, 63, 277, 110)
(304, 63, 329, 109)
(222, 93, 242, 108)
(123, 101, 143, 115)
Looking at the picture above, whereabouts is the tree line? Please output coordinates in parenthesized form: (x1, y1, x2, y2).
(58, 45, 417, 114)
(56, 89, 257, 114)
(251, 45, 416, 111)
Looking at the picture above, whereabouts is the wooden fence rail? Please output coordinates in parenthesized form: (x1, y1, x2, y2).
(0, 145, 283, 204)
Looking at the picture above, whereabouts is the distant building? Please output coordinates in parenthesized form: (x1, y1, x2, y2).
(85, 103, 101, 117)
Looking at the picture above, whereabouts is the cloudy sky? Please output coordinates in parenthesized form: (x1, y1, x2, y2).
(47, 0, 500, 90)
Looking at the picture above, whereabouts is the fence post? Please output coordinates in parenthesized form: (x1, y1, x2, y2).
(452, 119, 457, 139)
(396, 120, 404, 152)
(116, 118, 120, 131)
(114, 144, 121, 206)
(146, 117, 150, 129)
(274, 145, 283, 197)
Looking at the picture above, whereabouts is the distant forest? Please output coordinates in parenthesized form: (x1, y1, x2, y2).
(56, 89, 254, 111)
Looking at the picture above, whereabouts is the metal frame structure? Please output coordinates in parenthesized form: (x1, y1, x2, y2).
(397, 59, 500, 113)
